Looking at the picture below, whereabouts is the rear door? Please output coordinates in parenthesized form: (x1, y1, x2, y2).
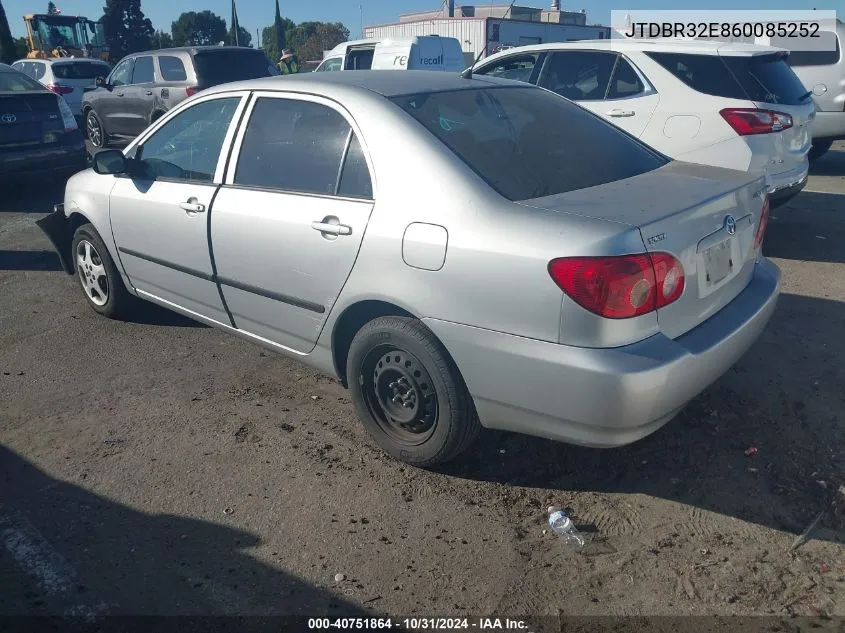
(211, 92, 376, 353)
(777, 29, 842, 112)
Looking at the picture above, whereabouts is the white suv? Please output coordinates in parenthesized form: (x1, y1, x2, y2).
(472, 39, 815, 207)
(12, 58, 112, 121)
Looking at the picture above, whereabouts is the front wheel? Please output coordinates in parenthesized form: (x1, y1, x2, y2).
(85, 110, 108, 148)
(71, 224, 134, 319)
(347, 316, 480, 467)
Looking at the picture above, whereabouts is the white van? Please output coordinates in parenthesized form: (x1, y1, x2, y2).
(314, 36, 465, 73)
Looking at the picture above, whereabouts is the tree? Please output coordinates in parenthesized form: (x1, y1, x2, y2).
(47, 1, 59, 15)
(273, 0, 284, 54)
(14, 36, 28, 58)
(292, 22, 349, 62)
(100, 0, 154, 62)
(227, 25, 251, 48)
(0, 0, 17, 64)
(171, 11, 227, 47)
(261, 17, 294, 65)
(151, 30, 172, 49)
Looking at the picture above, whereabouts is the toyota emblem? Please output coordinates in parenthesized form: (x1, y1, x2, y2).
(724, 215, 737, 235)
(0, 113, 16, 124)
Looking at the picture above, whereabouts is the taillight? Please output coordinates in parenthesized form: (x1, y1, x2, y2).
(186, 86, 200, 97)
(720, 108, 793, 136)
(753, 197, 770, 250)
(548, 252, 685, 319)
(47, 84, 74, 95)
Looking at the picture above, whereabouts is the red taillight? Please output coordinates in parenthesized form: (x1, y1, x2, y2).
(47, 84, 74, 95)
(720, 108, 793, 136)
(753, 197, 770, 250)
(548, 252, 685, 319)
(186, 86, 200, 97)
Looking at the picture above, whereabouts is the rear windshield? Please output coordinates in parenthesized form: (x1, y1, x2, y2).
(52, 62, 111, 79)
(0, 70, 45, 92)
(192, 50, 280, 85)
(646, 52, 811, 106)
(390, 87, 668, 202)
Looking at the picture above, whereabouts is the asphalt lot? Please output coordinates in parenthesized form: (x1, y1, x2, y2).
(1, 144, 844, 623)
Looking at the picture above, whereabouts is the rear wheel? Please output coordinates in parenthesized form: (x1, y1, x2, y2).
(71, 224, 133, 319)
(808, 139, 833, 163)
(347, 316, 480, 467)
(85, 110, 109, 148)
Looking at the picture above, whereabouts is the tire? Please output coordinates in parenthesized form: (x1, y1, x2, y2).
(808, 139, 833, 163)
(347, 316, 480, 467)
(71, 224, 134, 319)
(85, 109, 109, 148)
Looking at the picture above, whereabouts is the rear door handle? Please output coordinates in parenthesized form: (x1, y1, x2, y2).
(179, 200, 205, 214)
(311, 220, 352, 236)
(606, 109, 635, 117)
(144, 90, 153, 96)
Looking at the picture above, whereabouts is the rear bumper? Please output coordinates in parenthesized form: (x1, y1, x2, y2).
(810, 111, 845, 141)
(0, 139, 87, 179)
(768, 172, 808, 208)
(423, 258, 781, 448)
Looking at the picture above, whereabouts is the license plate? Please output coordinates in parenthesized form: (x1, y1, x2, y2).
(703, 239, 733, 286)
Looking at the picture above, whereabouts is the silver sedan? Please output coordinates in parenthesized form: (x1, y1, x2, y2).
(38, 70, 781, 466)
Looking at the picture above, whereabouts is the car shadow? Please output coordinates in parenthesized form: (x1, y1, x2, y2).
(436, 291, 845, 544)
(129, 301, 210, 328)
(0, 444, 377, 619)
(764, 190, 845, 264)
(808, 146, 845, 177)
(0, 250, 64, 272)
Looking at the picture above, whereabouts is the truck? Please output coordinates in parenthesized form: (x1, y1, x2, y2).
(23, 13, 109, 61)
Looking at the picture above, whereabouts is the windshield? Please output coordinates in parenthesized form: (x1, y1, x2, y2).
(390, 87, 668, 202)
(52, 62, 112, 79)
(32, 16, 86, 50)
(0, 70, 47, 92)
(192, 50, 280, 85)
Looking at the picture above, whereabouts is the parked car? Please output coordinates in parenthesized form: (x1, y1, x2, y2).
(315, 36, 466, 73)
(37, 71, 780, 466)
(0, 63, 86, 181)
(781, 20, 845, 161)
(472, 40, 815, 207)
(82, 46, 280, 148)
(11, 58, 112, 125)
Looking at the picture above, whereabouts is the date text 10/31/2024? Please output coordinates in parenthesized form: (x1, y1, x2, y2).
(307, 618, 534, 631)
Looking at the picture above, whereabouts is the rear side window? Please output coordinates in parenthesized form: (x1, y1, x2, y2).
(132, 56, 155, 84)
(234, 98, 357, 197)
(391, 87, 668, 202)
(539, 51, 618, 101)
(159, 56, 187, 81)
(646, 52, 747, 99)
(477, 53, 543, 83)
(52, 62, 111, 79)
(607, 58, 646, 99)
(338, 135, 373, 199)
(778, 32, 841, 67)
(721, 54, 810, 105)
(192, 50, 280, 85)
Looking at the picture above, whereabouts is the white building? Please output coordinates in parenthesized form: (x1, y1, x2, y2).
(364, 2, 611, 65)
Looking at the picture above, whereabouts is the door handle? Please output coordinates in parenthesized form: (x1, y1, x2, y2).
(145, 90, 153, 96)
(116, 92, 125, 97)
(179, 199, 205, 214)
(311, 218, 352, 236)
(606, 109, 635, 117)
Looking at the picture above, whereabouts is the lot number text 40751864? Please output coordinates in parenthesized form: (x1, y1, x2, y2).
(308, 618, 532, 630)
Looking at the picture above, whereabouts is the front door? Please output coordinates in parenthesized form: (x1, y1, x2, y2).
(102, 57, 134, 136)
(109, 93, 247, 324)
(123, 54, 156, 137)
(210, 93, 376, 353)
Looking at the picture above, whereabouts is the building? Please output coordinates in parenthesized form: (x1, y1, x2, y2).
(364, 1, 611, 65)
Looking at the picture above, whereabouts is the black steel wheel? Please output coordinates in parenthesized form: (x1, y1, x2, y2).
(347, 316, 480, 467)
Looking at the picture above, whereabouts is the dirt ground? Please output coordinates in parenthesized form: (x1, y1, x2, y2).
(1, 144, 844, 627)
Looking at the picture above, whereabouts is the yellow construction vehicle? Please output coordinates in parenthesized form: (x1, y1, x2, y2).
(23, 13, 109, 61)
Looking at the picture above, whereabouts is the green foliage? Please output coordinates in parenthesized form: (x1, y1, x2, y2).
(171, 10, 227, 47)
(151, 30, 172, 49)
(262, 19, 348, 64)
(227, 25, 252, 47)
(100, 0, 154, 62)
(0, 0, 17, 64)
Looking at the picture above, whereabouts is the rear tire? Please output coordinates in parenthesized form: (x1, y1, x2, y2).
(808, 139, 833, 163)
(85, 109, 109, 148)
(347, 316, 480, 467)
(71, 224, 134, 319)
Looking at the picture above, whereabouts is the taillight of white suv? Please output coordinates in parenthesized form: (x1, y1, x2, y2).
(720, 108, 794, 135)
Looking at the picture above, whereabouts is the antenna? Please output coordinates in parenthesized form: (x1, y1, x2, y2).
(460, 43, 489, 79)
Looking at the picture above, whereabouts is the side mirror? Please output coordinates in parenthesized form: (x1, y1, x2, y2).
(95, 76, 106, 88)
(92, 149, 129, 175)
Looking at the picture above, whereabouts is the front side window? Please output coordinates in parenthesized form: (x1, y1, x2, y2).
(136, 97, 241, 182)
(539, 51, 618, 101)
(109, 58, 134, 87)
(131, 56, 155, 84)
(158, 55, 187, 81)
(607, 57, 646, 99)
(391, 87, 668, 202)
(476, 53, 543, 84)
(316, 57, 343, 72)
(234, 97, 369, 198)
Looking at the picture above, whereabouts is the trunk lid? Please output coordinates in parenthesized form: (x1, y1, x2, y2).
(524, 161, 768, 340)
(0, 92, 62, 148)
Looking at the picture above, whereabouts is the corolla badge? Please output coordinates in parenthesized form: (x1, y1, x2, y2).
(1, 113, 16, 123)
(724, 215, 737, 235)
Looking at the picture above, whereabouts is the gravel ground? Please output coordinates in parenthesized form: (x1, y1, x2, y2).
(1, 144, 844, 625)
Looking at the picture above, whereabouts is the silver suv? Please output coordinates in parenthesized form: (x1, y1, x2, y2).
(782, 20, 845, 161)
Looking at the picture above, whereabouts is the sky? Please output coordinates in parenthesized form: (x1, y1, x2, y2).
(6, 0, 844, 43)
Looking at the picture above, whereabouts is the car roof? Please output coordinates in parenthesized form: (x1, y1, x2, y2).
(0, 63, 14, 72)
(326, 35, 443, 55)
(201, 69, 529, 99)
(12, 57, 110, 65)
(481, 38, 787, 58)
(129, 45, 260, 57)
